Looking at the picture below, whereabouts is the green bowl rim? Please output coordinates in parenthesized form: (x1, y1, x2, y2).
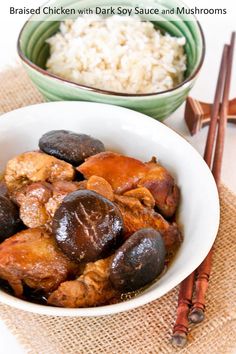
(17, 17, 205, 97)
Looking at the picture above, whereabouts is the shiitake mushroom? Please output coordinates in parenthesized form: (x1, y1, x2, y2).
(0, 196, 21, 241)
(52, 190, 124, 263)
(39, 130, 105, 166)
(109, 228, 166, 292)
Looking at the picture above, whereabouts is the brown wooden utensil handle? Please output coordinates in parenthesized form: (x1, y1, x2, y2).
(188, 249, 213, 323)
(171, 272, 195, 347)
(172, 31, 235, 347)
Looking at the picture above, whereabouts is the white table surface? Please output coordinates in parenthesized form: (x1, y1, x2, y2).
(0, 0, 235, 353)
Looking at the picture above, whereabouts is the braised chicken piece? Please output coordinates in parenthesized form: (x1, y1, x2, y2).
(45, 181, 86, 218)
(124, 187, 155, 208)
(0, 131, 183, 308)
(78, 151, 148, 194)
(87, 175, 114, 201)
(14, 182, 53, 228)
(4, 151, 75, 192)
(14, 176, 115, 229)
(78, 152, 179, 218)
(138, 158, 180, 218)
(48, 257, 118, 308)
(14, 181, 85, 228)
(114, 194, 182, 255)
(0, 228, 80, 297)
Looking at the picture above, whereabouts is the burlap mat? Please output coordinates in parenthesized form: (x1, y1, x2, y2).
(0, 67, 235, 354)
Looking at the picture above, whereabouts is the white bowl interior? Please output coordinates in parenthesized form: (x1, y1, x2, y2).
(0, 102, 219, 316)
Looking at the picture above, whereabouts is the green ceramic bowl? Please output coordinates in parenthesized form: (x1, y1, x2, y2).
(17, 0, 205, 121)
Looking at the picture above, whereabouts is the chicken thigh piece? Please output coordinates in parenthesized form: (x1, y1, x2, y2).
(123, 187, 155, 208)
(78, 152, 148, 194)
(138, 158, 180, 218)
(14, 182, 53, 228)
(45, 181, 86, 218)
(4, 151, 75, 192)
(14, 177, 112, 229)
(48, 257, 118, 308)
(78, 152, 179, 218)
(0, 228, 80, 297)
(14, 181, 85, 228)
(86, 175, 114, 201)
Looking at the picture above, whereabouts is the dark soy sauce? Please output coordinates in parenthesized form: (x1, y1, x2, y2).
(0, 279, 47, 305)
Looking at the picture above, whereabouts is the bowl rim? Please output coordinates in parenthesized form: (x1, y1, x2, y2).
(0, 101, 220, 316)
(17, 15, 206, 97)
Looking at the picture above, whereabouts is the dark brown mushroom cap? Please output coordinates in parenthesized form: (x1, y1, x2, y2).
(52, 190, 124, 262)
(109, 228, 166, 292)
(0, 196, 21, 241)
(39, 130, 105, 166)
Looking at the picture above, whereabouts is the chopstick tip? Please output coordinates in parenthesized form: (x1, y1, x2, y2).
(189, 307, 205, 324)
(171, 332, 188, 348)
(230, 32, 236, 45)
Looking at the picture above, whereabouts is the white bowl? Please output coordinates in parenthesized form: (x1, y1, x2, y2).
(0, 101, 219, 316)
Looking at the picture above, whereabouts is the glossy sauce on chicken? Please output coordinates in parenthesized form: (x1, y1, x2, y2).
(0, 131, 182, 307)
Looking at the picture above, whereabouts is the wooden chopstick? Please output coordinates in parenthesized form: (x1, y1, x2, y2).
(212, 33, 236, 184)
(171, 273, 195, 347)
(188, 32, 235, 324)
(203, 45, 229, 167)
(171, 45, 228, 346)
(171, 32, 235, 347)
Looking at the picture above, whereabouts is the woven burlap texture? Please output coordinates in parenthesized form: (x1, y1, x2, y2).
(0, 67, 235, 354)
(0, 66, 42, 114)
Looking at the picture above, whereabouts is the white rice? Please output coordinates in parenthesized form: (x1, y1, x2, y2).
(46, 15, 186, 94)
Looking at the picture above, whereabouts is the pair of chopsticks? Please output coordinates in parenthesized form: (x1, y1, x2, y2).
(171, 32, 236, 347)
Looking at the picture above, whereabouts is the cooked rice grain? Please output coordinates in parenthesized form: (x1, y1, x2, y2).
(46, 16, 186, 94)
